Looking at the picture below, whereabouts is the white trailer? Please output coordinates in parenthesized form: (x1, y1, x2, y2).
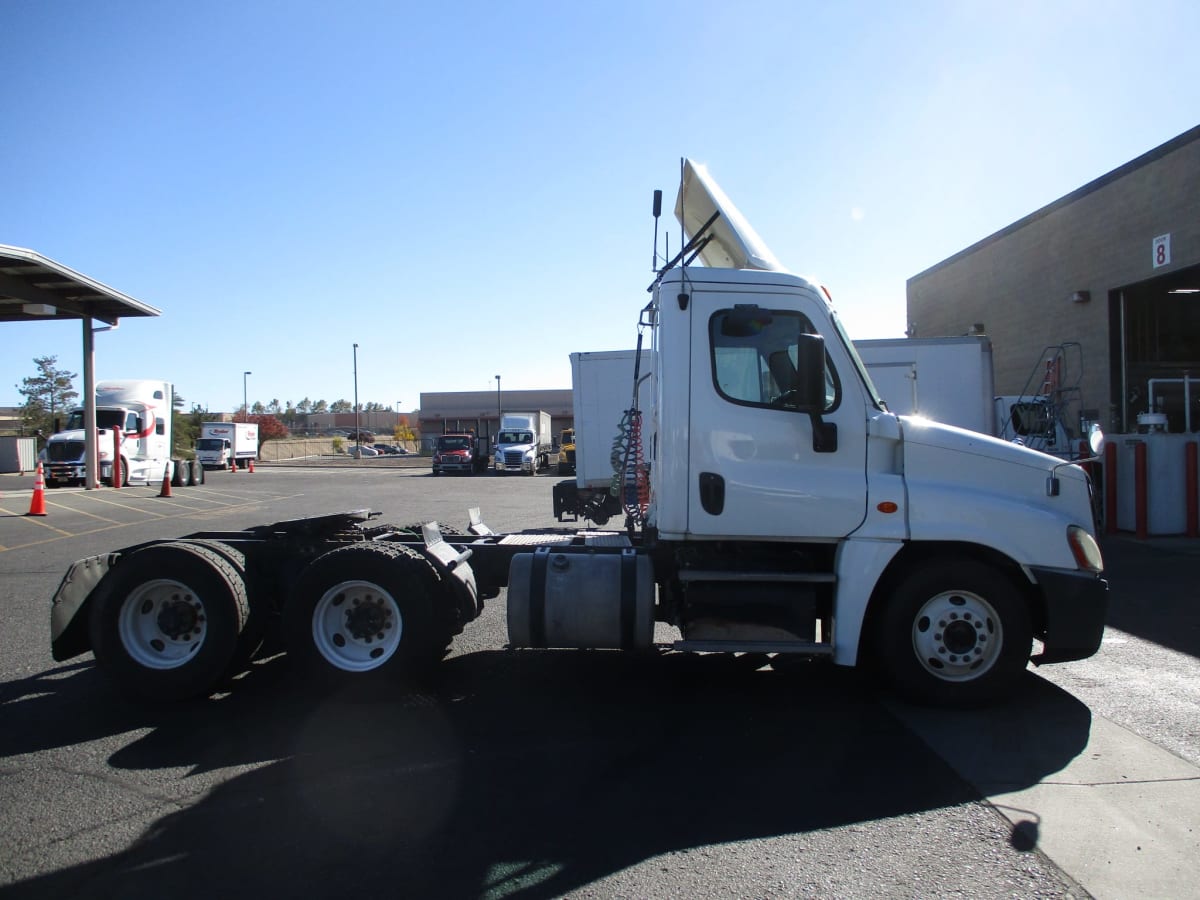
(44, 380, 174, 487)
(553, 349, 654, 525)
(854, 336, 997, 435)
(196, 422, 260, 470)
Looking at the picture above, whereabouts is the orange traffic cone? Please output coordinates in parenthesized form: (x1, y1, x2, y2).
(159, 465, 173, 498)
(27, 462, 48, 516)
(230, 457, 237, 473)
(248, 458, 255, 473)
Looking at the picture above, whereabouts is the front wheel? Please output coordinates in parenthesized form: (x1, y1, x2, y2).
(875, 560, 1032, 707)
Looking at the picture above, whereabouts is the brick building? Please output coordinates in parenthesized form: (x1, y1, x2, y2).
(907, 124, 1200, 437)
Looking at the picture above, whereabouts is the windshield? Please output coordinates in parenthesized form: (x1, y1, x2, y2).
(64, 409, 128, 430)
(437, 437, 471, 451)
(498, 431, 533, 444)
(830, 310, 887, 412)
(196, 438, 224, 451)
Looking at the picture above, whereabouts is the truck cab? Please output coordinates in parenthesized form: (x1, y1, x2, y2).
(493, 412, 551, 475)
(432, 433, 475, 475)
(44, 380, 172, 487)
(557, 428, 576, 475)
(636, 160, 1106, 703)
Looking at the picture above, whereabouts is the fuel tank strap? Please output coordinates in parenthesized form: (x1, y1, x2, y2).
(529, 547, 551, 648)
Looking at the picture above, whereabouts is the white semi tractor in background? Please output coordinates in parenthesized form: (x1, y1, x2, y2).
(196, 421, 259, 470)
(44, 380, 174, 488)
(49, 160, 1107, 709)
(493, 411, 553, 475)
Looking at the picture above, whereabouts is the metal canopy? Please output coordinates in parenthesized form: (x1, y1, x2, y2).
(1, 244, 161, 489)
(0, 244, 160, 324)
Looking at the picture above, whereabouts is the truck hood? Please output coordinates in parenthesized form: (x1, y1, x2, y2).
(497, 442, 535, 453)
(47, 428, 119, 442)
(900, 416, 1073, 474)
(897, 415, 1095, 567)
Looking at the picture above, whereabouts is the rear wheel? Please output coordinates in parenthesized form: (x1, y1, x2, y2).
(175, 539, 264, 677)
(88, 542, 250, 701)
(875, 560, 1032, 706)
(286, 543, 448, 682)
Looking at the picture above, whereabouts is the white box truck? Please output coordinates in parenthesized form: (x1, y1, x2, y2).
(553, 349, 654, 525)
(196, 422, 259, 470)
(44, 380, 174, 487)
(50, 159, 1106, 709)
(854, 336, 997, 435)
(493, 411, 552, 475)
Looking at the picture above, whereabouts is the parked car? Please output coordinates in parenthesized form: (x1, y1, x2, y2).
(373, 443, 401, 455)
(349, 445, 379, 458)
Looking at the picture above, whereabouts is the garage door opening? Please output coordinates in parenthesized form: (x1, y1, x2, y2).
(1110, 263, 1200, 433)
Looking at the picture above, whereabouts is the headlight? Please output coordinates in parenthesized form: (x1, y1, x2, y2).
(1067, 525, 1104, 573)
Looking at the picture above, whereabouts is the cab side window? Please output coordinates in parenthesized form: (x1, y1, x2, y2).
(709, 307, 839, 411)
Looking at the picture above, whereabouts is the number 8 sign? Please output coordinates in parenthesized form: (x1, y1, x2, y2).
(1153, 234, 1171, 268)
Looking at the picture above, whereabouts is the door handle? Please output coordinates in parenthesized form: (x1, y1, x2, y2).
(699, 472, 725, 515)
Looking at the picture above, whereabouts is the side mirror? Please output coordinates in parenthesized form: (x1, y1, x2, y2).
(794, 333, 838, 453)
(791, 333, 827, 413)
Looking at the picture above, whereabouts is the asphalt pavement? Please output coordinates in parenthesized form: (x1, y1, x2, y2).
(0, 467, 1197, 898)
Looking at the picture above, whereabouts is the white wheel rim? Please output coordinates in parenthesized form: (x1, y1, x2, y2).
(911, 589, 1002, 682)
(118, 578, 208, 669)
(311, 579, 403, 672)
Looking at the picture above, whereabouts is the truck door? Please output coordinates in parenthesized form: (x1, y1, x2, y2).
(686, 295, 868, 539)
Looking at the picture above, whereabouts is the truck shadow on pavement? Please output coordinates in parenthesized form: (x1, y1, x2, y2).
(0, 651, 1092, 899)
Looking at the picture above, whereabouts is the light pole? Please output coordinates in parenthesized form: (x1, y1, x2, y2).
(243, 371, 251, 420)
(495, 375, 502, 435)
(353, 344, 360, 454)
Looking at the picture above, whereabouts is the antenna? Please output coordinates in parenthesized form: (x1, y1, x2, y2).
(679, 157, 685, 273)
(651, 189, 662, 271)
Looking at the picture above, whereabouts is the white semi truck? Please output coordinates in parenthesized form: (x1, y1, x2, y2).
(49, 160, 1106, 708)
(493, 411, 553, 475)
(196, 421, 259, 470)
(44, 380, 174, 487)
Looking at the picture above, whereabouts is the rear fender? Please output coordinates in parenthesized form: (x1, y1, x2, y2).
(50, 553, 118, 661)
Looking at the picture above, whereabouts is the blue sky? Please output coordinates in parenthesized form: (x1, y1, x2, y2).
(3, 0, 1198, 413)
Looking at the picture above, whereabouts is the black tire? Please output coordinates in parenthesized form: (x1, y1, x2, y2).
(285, 543, 449, 682)
(175, 539, 264, 678)
(875, 560, 1032, 707)
(88, 542, 250, 701)
(103, 458, 130, 488)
